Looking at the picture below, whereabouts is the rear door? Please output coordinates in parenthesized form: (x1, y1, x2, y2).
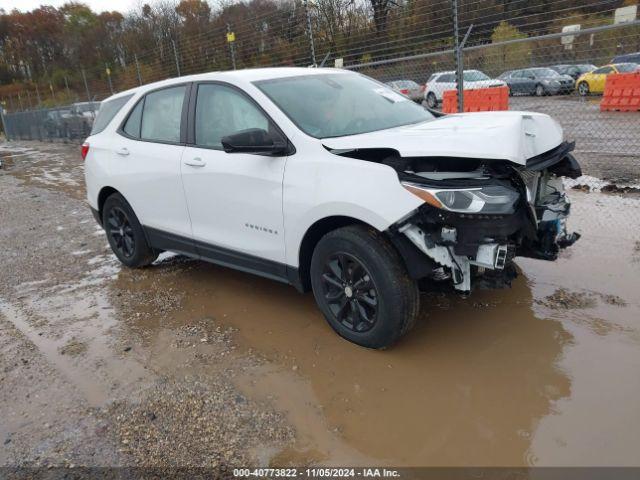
(180, 82, 288, 276)
(112, 84, 194, 249)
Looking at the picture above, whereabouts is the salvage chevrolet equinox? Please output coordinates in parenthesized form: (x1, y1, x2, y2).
(84, 67, 581, 348)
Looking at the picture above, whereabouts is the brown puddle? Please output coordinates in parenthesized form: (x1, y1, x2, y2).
(115, 255, 567, 466)
(112, 190, 640, 467)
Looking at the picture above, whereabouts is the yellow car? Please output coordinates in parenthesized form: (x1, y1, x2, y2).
(576, 63, 639, 96)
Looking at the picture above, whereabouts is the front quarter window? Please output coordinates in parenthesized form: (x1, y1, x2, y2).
(255, 73, 434, 138)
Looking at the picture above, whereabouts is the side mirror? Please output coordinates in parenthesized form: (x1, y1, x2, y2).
(221, 128, 288, 155)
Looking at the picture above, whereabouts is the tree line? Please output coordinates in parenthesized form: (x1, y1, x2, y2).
(0, 0, 631, 106)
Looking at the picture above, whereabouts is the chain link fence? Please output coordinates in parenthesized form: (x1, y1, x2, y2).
(1, 102, 99, 143)
(1, 5, 639, 189)
(346, 21, 640, 184)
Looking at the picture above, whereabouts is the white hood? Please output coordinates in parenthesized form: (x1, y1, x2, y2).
(322, 111, 564, 166)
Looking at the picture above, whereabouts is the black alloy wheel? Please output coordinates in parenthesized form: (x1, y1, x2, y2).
(107, 207, 136, 259)
(320, 252, 379, 333)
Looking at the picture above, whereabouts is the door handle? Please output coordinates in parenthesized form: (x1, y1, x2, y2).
(184, 157, 206, 167)
(116, 147, 129, 156)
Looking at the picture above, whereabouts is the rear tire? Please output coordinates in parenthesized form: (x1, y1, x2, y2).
(310, 225, 419, 349)
(102, 193, 156, 268)
(426, 92, 437, 109)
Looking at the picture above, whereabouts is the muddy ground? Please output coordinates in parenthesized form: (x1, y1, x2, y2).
(0, 141, 639, 471)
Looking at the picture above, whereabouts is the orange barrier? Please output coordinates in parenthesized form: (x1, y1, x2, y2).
(600, 72, 640, 112)
(442, 86, 509, 113)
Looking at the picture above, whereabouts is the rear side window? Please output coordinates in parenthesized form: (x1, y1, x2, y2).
(91, 95, 131, 135)
(140, 86, 186, 142)
(120, 86, 186, 143)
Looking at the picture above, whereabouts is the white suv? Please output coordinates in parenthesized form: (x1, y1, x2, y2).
(424, 70, 506, 108)
(84, 67, 580, 348)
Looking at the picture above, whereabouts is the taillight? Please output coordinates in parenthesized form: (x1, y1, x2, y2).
(81, 142, 90, 161)
(400, 89, 409, 94)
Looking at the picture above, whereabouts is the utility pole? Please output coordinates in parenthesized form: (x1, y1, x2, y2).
(226, 24, 237, 70)
(134, 54, 143, 85)
(171, 39, 181, 77)
(452, 0, 464, 113)
(81, 69, 91, 101)
(303, 0, 317, 66)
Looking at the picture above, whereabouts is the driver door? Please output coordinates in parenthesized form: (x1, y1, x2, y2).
(180, 82, 288, 273)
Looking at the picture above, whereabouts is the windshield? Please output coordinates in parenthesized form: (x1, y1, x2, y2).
(463, 71, 490, 81)
(532, 68, 560, 78)
(255, 73, 434, 138)
(578, 64, 596, 73)
(617, 63, 638, 72)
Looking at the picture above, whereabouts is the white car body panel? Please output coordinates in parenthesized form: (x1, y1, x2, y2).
(322, 111, 563, 166)
(181, 146, 287, 263)
(281, 141, 423, 267)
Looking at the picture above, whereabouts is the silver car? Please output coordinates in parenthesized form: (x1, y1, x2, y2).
(385, 80, 425, 103)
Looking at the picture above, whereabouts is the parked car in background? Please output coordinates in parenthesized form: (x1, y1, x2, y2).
(550, 64, 596, 80)
(423, 70, 505, 108)
(385, 80, 425, 103)
(498, 68, 575, 96)
(576, 63, 639, 96)
(61, 101, 101, 139)
(44, 107, 71, 139)
(611, 52, 640, 64)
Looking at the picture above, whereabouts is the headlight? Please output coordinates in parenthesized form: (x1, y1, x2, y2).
(402, 182, 519, 214)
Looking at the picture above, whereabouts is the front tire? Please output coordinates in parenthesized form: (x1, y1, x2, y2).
(578, 81, 589, 96)
(535, 84, 545, 96)
(310, 225, 419, 349)
(102, 193, 156, 268)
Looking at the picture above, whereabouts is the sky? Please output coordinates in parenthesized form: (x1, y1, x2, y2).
(0, 0, 139, 13)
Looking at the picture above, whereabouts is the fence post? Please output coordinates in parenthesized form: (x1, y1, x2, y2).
(226, 24, 237, 70)
(171, 39, 181, 77)
(134, 54, 143, 85)
(82, 68, 91, 101)
(106, 64, 114, 94)
(0, 105, 9, 141)
(452, 0, 464, 113)
(303, 0, 317, 66)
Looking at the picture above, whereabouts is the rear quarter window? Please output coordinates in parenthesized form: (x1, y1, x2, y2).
(90, 95, 132, 135)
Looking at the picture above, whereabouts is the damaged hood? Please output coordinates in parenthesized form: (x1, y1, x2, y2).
(322, 111, 564, 166)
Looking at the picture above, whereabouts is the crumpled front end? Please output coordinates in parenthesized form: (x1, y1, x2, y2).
(385, 141, 581, 293)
